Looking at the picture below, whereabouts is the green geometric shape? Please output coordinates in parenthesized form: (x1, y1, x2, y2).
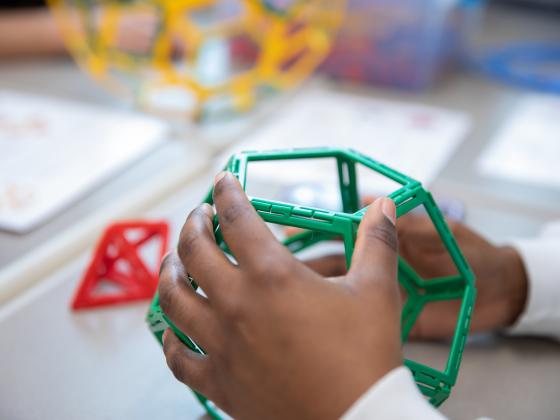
(146, 147, 477, 418)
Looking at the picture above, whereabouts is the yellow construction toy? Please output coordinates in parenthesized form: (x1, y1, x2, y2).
(48, 0, 346, 119)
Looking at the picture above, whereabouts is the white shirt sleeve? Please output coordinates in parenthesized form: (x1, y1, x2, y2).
(341, 366, 446, 420)
(508, 221, 560, 337)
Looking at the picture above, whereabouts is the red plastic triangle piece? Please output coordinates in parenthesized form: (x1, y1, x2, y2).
(71, 220, 169, 310)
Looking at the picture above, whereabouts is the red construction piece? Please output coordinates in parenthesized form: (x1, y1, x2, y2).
(71, 220, 170, 310)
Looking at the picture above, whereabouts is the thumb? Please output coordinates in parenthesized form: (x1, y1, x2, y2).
(348, 197, 398, 290)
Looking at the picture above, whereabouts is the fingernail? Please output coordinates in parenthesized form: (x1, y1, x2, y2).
(382, 198, 396, 226)
(162, 328, 170, 343)
(214, 171, 228, 186)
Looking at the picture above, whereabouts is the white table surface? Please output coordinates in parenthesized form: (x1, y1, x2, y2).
(1, 174, 560, 420)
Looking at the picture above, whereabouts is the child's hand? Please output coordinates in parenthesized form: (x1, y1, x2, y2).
(158, 172, 403, 420)
(397, 215, 527, 338)
(302, 214, 528, 339)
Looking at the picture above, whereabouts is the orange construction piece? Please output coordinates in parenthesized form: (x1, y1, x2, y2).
(72, 220, 170, 310)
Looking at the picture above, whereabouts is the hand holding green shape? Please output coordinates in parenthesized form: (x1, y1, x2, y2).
(158, 172, 403, 420)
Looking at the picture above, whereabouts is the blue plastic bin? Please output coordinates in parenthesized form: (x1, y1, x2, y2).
(321, 0, 483, 89)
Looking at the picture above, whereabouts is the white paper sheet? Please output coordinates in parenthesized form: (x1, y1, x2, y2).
(219, 88, 470, 196)
(477, 94, 560, 190)
(0, 91, 167, 233)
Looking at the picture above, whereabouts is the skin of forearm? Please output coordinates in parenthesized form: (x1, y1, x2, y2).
(0, 10, 66, 58)
(500, 246, 529, 327)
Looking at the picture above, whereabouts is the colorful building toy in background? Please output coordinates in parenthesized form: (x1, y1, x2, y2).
(146, 148, 476, 418)
(72, 220, 169, 310)
(321, 0, 483, 89)
(48, 0, 346, 120)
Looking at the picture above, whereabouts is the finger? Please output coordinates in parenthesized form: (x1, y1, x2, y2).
(177, 203, 236, 299)
(396, 212, 459, 254)
(362, 195, 376, 206)
(397, 213, 442, 250)
(409, 300, 461, 339)
(212, 172, 290, 267)
(158, 253, 220, 352)
(303, 254, 347, 277)
(285, 226, 304, 238)
(396, 214, 453, 279)
(348, 197, 399, 290)
(162, 329, 214, 397)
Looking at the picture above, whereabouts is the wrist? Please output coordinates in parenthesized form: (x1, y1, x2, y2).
(499, 246, 528, 327)
(320, 358, 402, 419)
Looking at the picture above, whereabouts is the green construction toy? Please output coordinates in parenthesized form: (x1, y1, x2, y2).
(146, 147, 476, 419)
